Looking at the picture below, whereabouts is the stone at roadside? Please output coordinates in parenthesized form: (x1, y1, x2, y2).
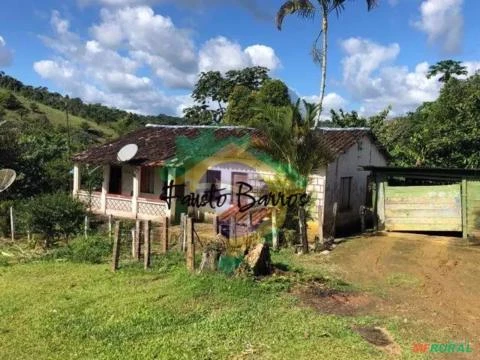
(244, 243, 272, 276)
(321, 250, 330, 255)
(198, 241, 225, 273)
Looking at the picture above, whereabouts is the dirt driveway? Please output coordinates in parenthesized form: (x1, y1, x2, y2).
(294, 233, 480, 356)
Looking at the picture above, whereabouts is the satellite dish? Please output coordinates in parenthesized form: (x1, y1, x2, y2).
(0, 169, 16, 193)
(117, 144, 138, 162)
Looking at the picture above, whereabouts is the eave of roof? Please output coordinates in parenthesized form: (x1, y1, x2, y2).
(362, 166, 480, 180)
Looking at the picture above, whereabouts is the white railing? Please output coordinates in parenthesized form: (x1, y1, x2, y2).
(78, 190, 101, 211)
(106, 195, 132, 213)
(77, 190, 169, 220)
(138, 198, 169, 217)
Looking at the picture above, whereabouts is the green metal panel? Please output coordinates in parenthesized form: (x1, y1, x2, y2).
(466, 180, 480, 239)
(384, 184, 462, 232)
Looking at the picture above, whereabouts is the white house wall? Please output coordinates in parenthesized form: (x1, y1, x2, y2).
(191, 162, 271, 214)
(307, 168, 327, 222)
(324, 135, 387, 234)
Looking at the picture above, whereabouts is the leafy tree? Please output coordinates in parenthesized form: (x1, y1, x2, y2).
(256, 79, 291, 107)
(1, 93, 23, 110)
(223, 79, 291, 125)
(427, 60, 468, 83)
(276, 0, 378, 128)
(330, 109, 367, 128)
(383, 74, 480, 168)
(223, 85, 258, 125)
(184, 66, 270, 124)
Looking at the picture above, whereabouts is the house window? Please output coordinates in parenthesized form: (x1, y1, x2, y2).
(140, 167, 155, 194)
(339, 177, 352, 211)
(206, 170, 221, 187)
(206, 169, 221, 200)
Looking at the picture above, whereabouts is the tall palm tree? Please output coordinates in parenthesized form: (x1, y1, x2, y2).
(426, 60, 468, 83)
(253, 100, 332, 251)
(276, 0, 378, 128)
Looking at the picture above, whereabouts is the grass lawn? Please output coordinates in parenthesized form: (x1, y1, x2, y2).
(0, 245, 434, 359)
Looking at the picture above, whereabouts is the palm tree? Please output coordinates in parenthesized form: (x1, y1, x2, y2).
(426, 60, 468, 83)
(276, 0, 378, 128)
(253, 100, 332, 251)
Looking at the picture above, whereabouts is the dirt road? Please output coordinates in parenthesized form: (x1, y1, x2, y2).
(325, 234, 480, 353)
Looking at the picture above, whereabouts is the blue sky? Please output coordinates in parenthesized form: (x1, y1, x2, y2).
(0, 0, 479, 117)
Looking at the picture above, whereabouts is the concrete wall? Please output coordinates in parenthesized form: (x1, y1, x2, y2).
(306, 168, 327, 240)
(323, 135, 387, 236)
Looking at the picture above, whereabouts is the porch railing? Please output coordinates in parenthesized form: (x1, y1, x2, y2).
(77, 190, 169, 220)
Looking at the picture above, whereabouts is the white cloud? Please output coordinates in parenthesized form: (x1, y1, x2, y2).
(414, 0, 464, 54)
(244, 45, 281, 71)
(0, 35, 13, 66)
(303, 92, 348, 119)
(34, 8, 281, 116)
(91, 6, 197, 88)
(199, 37, 280, 74)
(339, 37, 444, 116)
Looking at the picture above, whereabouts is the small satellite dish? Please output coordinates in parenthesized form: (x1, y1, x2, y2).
(0, 169, 16, 193)
(117, 144, 138, 162)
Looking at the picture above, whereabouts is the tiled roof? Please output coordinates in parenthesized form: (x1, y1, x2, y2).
(72, 125, 388, 166)
(72, 125, 265, 166)
(317, 128, 388, 158)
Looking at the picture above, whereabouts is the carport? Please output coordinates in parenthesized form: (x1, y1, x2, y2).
(363, 166, 480, 239)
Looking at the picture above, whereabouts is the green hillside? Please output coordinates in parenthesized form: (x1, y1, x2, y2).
(0, 89, 117, 139)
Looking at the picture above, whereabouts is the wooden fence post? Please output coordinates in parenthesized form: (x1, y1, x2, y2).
(271, 208, 278, 250)
(229, 215, 236, 244)
(144, 220, 151, 269)
(161, 217, 169, 254)
(111, 221, 121, 272)
(134, 219, 141, 260)
(84, 215, 89, 239)
(181, 213, 187, 252)
(108, 214, 113, 240)
(331, 202, 338, 240)
(318, 205, 324, 244)
(186, 216, 195, 271)
(213, 215, 219, 236)
(9, 206, 14, 242)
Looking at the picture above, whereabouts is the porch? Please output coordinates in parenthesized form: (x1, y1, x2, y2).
(73, 164, 172, 222)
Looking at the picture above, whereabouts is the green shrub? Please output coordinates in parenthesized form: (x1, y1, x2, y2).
(20, 192, 86, 247)
(68, 235, 111, 264)
(42, 235, 111, 264)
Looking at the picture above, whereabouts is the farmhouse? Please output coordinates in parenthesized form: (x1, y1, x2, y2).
(72, 125, 387, 238)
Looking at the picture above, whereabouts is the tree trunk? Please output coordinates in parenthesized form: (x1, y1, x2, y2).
(314, 4, 329, 129)
(299, 207, 308, 254)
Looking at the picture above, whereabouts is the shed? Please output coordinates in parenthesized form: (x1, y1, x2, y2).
(363, 166, 480, 239)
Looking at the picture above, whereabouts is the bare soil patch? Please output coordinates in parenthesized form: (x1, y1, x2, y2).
(291, 281, 382, 316)
(327, 234, 480, 349)
(353, 326, 402, 356)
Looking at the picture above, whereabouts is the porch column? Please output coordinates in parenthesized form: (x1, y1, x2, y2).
(132, 166, 141, 217)
(101, 165, 110, 213)
(167, 167, 176, 220)
(73, 163, 80, 197)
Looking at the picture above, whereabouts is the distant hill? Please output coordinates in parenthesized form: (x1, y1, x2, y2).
(0, 71, 184, 142)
